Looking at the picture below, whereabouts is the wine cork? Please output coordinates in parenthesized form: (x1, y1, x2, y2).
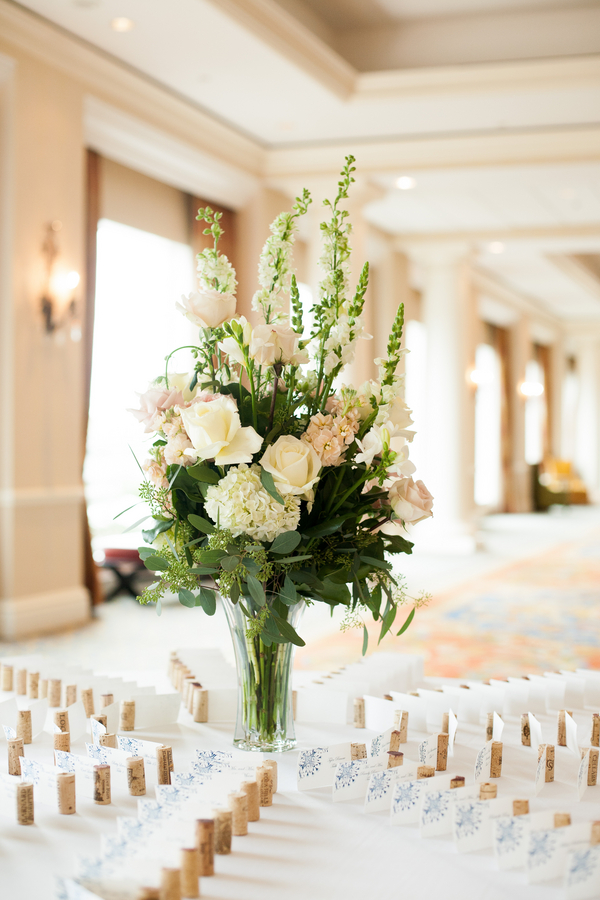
(389, 730, 402, 753)
(417, 766, 435, 779)
(262, 759, 277, 793)
(393, 710, 408, 742)
(81, 688, 94, 717)
(589, 748, 599, 786)
(256, 765, 273, 806)
(350, 742, 367, 760)
(591, 822, 600, 845)
(387, 751, 404, 769)
(15, 668, 27, 695)
(513, 799, 529, 816)
(180, 848, 200, 899)
(538, 744, 555, 782)
(26, 671, 39, 699)
(554, 812, 571, 828)
(57, 772, 76, 814)
(39, 678, 48, 699)
(479, 782, 497, 800)
(441, 711, 449, 734)
(241, 780, 260, 821)
(16, 782, 34, 825)
(485, 712, 494, 742)
(157, 746, 172, 785)
(8, 738, 24, 775)
(558, 709, 573, 747)
(183, 677, 196, 711)
(93, 764, 111, 805)
(136, 889, 159, 900)
(54, 731, 70, 757)
(228, 790, 248, 836)
(521, 714, 531, 746)
(120, 700, 135, 732)
(48, 679, 61, 707)
(160, 868, 181, 900)
(383, 693, 393, 701)
(126, 757, 146, 796)
(292, 689, 297, 719)
(490, 741, 503, 778)
(186, 681, 201, 714)
(353, 697, 365, 728)
(100, 693, 114, 709)
(99, 733, 117, 749)
(437, 733, 449, 771)
(450, 776, 465, 789)
(1, 663, 13, 691)
(212, 807, 232, 854)
(196, 818, 215, 876)
(591, 714, 600, 748)
(192, 687, 208, 723)
(16, 709, 32, 745)
(63, 684, 77, 707)
(54, 710, 69, 733)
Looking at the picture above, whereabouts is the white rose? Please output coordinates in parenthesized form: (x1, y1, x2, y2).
(250, 323, 307, 367)
(260, 435, 321, 500)
(388, 477, 434, 525)
(180, 395, 262, 466)
(176, 288, 236, 329)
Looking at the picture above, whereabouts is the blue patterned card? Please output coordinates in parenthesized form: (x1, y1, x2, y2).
(297, 742, 352, 790)
(453, 796, 513, 852)
(527, 822, 591, 884)
(566, 845, 600, 900)
(364, 762, 419, 813)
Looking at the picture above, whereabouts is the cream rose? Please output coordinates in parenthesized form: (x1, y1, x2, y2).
(180, 395, 262, 466)
(259, 435, 321, 500)
(250, 323, 307, 367)
(176, 288, 236, 329)
(388, 477, 434, 525)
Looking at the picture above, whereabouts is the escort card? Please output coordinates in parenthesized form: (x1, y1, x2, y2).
(528, 712, 543, 749)
(297, 742, 352, 790)
(389, 773, 454, 826)
(566, 711, 579, 756)
(453, 796, 514, 852)
(420, 782, 479, 838)
(418, 734, 439, 767)
(55, 750, 96, 799)
(364, 763, 419, 813)
(369, 728, 393, 760)
(578, 749, 592, 800)
(527, 822, 591, 883)
(0, 772, 20, 816)
(332, 757, 385, 802)
(492, 811, 554, 871)
(474, 741, 493, 782)
(20, 758, 60, 806)
(492, 711, 504, 741)
(565, 845, 600, 900)
(448, 708, 458, 756)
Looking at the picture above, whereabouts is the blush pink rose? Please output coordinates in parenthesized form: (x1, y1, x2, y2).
(129, 384, 185, 433)
(388, 477, 434, 525)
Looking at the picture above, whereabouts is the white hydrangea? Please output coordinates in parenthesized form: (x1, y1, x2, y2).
(205, 464, 300, 542)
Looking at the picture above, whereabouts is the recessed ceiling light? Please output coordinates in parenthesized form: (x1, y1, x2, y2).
(488, 241, 504, 254)
(111, 17, 135, 32)
(396, 176, 416, 190)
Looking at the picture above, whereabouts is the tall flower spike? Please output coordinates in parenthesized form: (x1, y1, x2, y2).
(382, 302, 405, 386)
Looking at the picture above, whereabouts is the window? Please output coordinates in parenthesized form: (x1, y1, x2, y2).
(474, 342, 502, 508)
(524, 358, 546, 466)
(84, 219, 195, 550)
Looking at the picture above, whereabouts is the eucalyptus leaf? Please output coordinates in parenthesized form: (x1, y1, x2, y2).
(221, 556, 240, 573)
(188, 514, 215, 534)
(279, 575, 297, 605)
(229, 582, 240, 603)
(396, 606, 415, 636)
(270, 531, 301, 555)
(273, 554, 312, 565)
(198, 587, 217, 616)
(378, 605, 397, 644)
(187, 465, 219, 484)
(271, 614, 305, 647)
(137, 546, 155, 561)
(178, 589, 196, 608)
(260, 469, 284, 505)
(156, 598, 162, 617)
(144, 555, 170, 572)
(246, 574, 266, 607)
(188, 566, 218, 575)
(362, 624, 369, 656)
(360, 555, 392, 571)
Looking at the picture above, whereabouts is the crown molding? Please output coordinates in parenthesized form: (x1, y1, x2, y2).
(473, 267, 565, 329)
(0, 0, 265, 176)
(547, 253, 600, 303)
(204, 0, 355, 99)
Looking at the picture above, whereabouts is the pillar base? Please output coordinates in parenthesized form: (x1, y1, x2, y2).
(0, 586, 90, 639)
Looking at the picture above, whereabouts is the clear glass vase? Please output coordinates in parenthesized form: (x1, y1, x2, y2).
(221, 594, 304, 752)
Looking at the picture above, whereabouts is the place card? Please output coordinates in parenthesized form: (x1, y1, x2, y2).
(293, 687, 348, 725)
(369, 728, 393, 760)
(492, 810, 553, 871)
(55, 750, 97, 799)
(566, 711, 579, 755)
(297, 742, 352, 790)
(528, 712, 543, 749)
(418, 734, 439, 768)
(420, 782, 479, 838)
(389, 772, 453, 826)
(474, 741, 493, 782)
(492, 711, 504, 741)
(364, 763, 419, 813)
(453, 796, 514, 852)
(0, 772, 21, 816)
(527, 822, 591, 883)
(20, 758, 60, 806)
(332, 757, 385, 802)
(55, 877, 110, 900)
(448, 708, 458, 756)
(0, 697, 18, 737)
(565, 845, 600, 900)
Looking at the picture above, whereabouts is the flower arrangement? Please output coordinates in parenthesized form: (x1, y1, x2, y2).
(129, 157, 432, 748)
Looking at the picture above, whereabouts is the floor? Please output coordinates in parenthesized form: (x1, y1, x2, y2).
(1, 506, 599, 681)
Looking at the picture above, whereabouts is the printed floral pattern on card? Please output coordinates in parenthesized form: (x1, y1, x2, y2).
(392, 781, 420, 814)
(421, 790, 449, 826)
(528, 830, 559, 868)
(454, 801, 484, 839)
(298, 748, 326, 779)
(367, 772, 391, 802)
(494, 816, 525, 855)
(566, 847, 600, 886)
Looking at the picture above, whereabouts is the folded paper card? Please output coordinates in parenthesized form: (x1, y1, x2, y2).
(297, 742, 352, 790)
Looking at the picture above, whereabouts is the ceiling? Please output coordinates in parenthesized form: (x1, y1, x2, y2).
(10, 0, 600, 323)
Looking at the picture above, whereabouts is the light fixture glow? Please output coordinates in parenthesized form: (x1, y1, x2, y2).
(66, 270, 80, 290)
(488, 241, 504, 254)
(396, 176, 416, 190)
(111, 17, 135, 32)
(519, 381, 544, 398)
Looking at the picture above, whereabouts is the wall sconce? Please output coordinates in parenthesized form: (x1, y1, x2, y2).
(40, 221, 81, 340)
(518, 380, 544, 398)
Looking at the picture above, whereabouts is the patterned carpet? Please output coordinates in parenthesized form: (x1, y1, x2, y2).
(295, 529, 600, 680)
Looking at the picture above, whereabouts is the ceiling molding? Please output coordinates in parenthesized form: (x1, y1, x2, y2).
(84, 97, 260, 211)
(356, 54, 600, 100)
(266, 126, 600, 178)
(472, 267, 563, 331)
(387, 224, 600, 244)
(547, 253, 600, 302)
(0, 0, 265, 175)
(204, 0, 355, 99)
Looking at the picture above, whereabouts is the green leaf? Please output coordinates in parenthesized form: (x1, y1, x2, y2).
(246, 574, 266, 607)
(360, 555, 392, 571)
(230, 581, 240, 603)
(188, 566, 219, 575)
(138, 546, 155, 561)
(362, 624, 369, 656)
(271, 614, 305, 646)
(273, 554, 312, 565)
(144, 555, 170, 572)
(319, 580, 351, 605)
(198, 549, 227, 566)
(141, 517, 174, 544)
(188, 514, 215, 534)
(396, 607, 416, 636)
(156, 598, 162, 617)
(187, 465, 220, 484)
(383, 534, 414, 555)
(378, 605, 397, 645)
(178, 589, 196, 608)
(270, 531, 301, 554)
(197, 587, 217, 615)
(123, 515, 151, 534)
(260, 469, 284, 505)
(279, 575, 297, 605)
(304, 516, 350, 538)
(221, 556, 239, 573)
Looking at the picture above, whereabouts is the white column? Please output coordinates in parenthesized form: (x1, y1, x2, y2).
(406, 243, 477, 552)
(575, 337, 600, 501)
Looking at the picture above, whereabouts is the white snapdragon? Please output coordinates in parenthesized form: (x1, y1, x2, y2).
(205, 464, 300, 542)
(196, 249, 237, 294)
(252, 213, 297, 324)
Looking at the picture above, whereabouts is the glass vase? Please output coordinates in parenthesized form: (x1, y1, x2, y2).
(221, 594, 304, 752)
